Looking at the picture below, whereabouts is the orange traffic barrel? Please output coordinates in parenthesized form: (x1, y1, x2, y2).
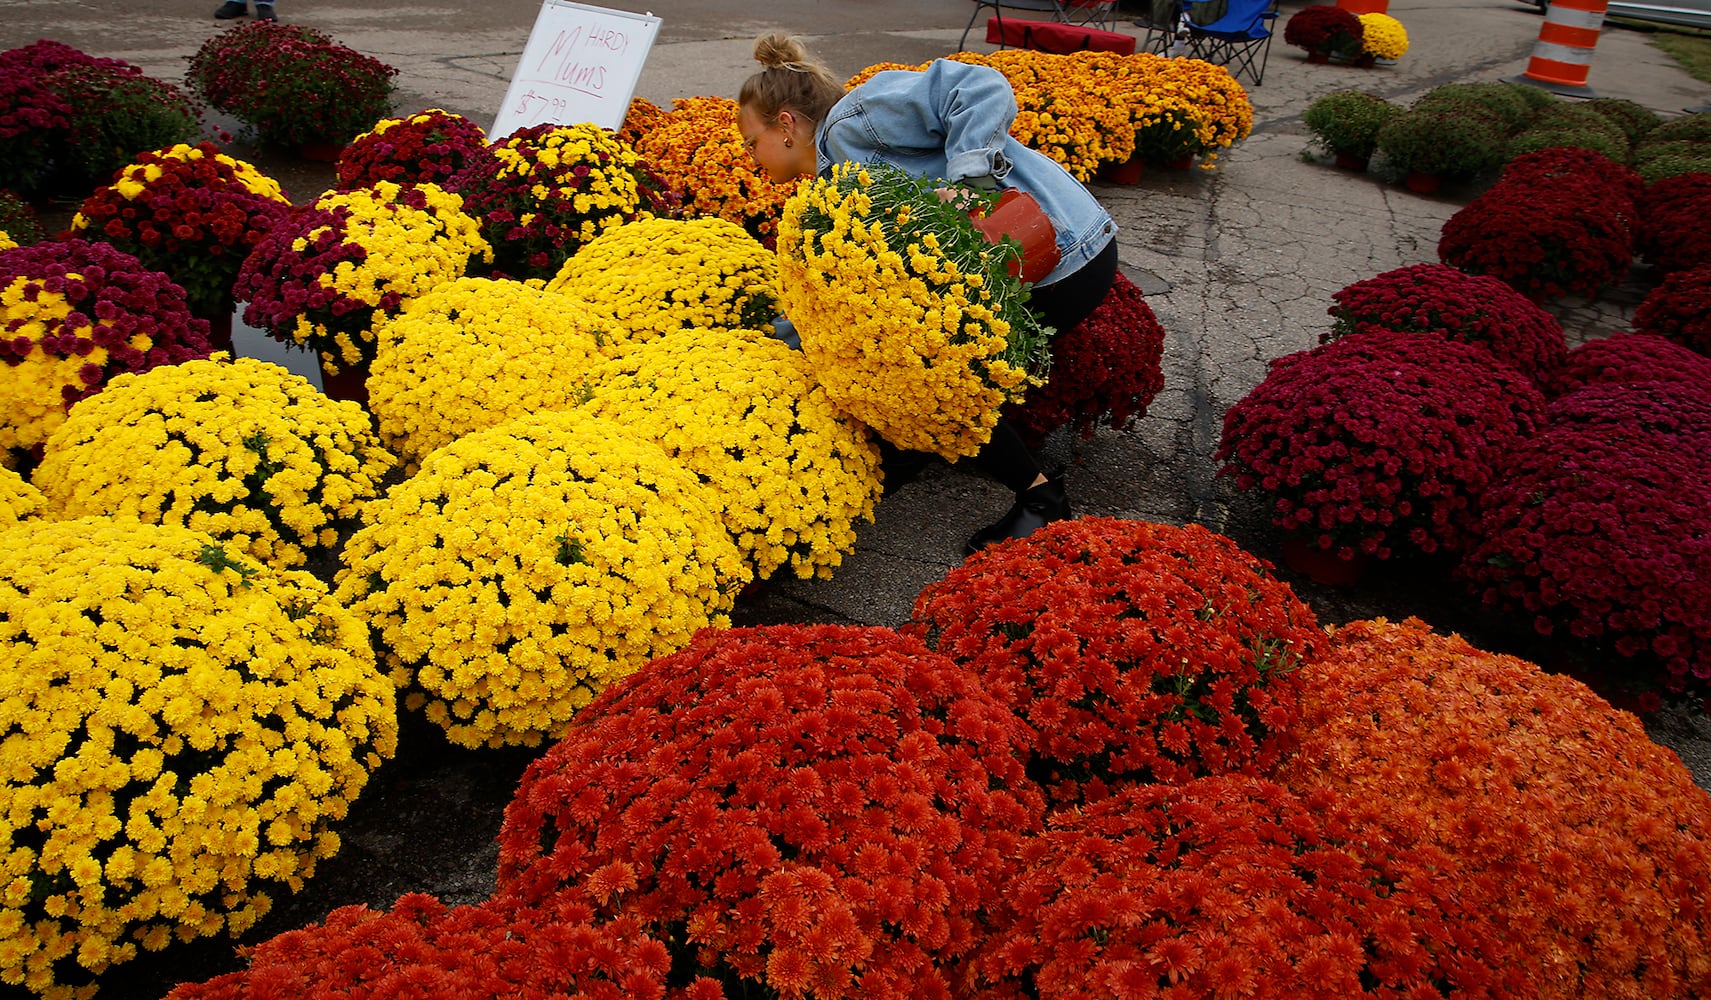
(1337, 0, 1389, 14)
(1510, 0, 1608, 97)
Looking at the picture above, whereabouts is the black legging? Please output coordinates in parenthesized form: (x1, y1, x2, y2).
(972, 238, 1120, 492)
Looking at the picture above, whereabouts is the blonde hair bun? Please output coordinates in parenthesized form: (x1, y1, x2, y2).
(754, 31, 811, 71)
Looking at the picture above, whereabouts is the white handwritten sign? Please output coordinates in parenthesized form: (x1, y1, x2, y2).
(491, 1, 661, 140)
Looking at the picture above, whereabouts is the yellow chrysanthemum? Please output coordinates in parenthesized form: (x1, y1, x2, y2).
(34, 357, 398, 570)
(367, 276, 606, 468)
(1359, 13, 1410, 61)
(0, 466, 44, 526)
(0, 516, 394, 997)
(545, 216, 779, 350)
(334, 409, 748, 749)
(778, 162, 1048, 459)
(238, 180, 492, 373)
(577, 326, 883, 581)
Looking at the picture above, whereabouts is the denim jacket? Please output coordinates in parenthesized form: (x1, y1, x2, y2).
(815, 59, 1117, 288)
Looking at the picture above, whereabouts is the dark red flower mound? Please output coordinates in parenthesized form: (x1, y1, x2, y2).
(1438, 178, 1634, 302)
(1279, 618, 1711, 997)
(1283, 4, 1364, 55)
(971, 775, 1516, 999)
(72, 142, 292, 318)
(1457, 422, 1711, 694)
(906, 518, 1317, 802)
(1496, 146, 1643, 223)
(494, 624, 1044, 1000)
(334, 108, 499, 193)
(1217, 331, 1548, 561)
(0, 239, 214, 408)
(1326, 262, 1568, 384)
(165, 893, 673, 1000)
(1633, 261, 1711, 356)
(0, 40, 132, 195)
(1636, 171, 1711, 275)
(1546, 379, 1711, 454)
(1002, 270, 1166, 449)
(1538, 331, 1711, 398)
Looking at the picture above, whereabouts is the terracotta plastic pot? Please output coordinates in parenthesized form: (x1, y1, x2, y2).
(969, 189, 1061, 285)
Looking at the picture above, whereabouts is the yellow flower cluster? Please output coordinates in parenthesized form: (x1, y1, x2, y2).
(71, 143, 287, 223)
(1359, 13, 1410, 61)
(367, 276, 606, 468)
(333, 409, 746, 749)
(623, 96, 798, 244)
(291, 181, 491, 371)
(0, 466, 43, 526)
(577, 326, 883, 581)
(0, 233, 16, 252)
(0, 517, 395, 999)
(485, 122, 647, 252)
(33, 358, 398, 570)
(778, 162, 1046, 459)
(0, 277, 145, 457)
(545, 216, 779, 350)
(905, 51, 1255, 176)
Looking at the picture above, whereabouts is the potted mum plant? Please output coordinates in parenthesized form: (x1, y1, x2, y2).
(1357, 11, 1410, 64)
(1283, 4, 1365, 63)
(186, 21, 397, 154)
(69, 142, 292, 341)
(1303, 89, 1402, 170)
(334, 107, 497, 192)
(1216, 331, 1548, 577)
(1634, 261, 1711, 355)
(1375, 106, 1509, 192)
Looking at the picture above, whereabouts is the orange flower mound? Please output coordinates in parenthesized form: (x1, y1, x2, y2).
(622, 95, 796, 247)
(908, 518, 1318, 802)
(1278, 617, 1711, 998)
(972, 775, 1517, 998)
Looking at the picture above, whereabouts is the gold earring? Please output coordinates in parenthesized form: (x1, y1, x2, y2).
(784, 136, 794, 147)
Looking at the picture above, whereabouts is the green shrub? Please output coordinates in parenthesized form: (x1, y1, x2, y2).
(1303, 89, 1403, 160)
(1377, 106, 1510, 179)
(1506, 129, 1629, 164)
(1649, 109, 1711, 143)
(1585, 97, 1664, 142)
(1636, 153, 1711, 183)
(1410, 82, 1547, 133)
(1634, 137, 1711, 165)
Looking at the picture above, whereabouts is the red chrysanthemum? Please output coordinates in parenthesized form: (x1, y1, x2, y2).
(1002, 270, 1166, 448)
(494, 623, 1044, 1000)
(164, 893, 677, 1000)
(1217, 331, 1548, 561)
(1326, 262, 1567, 384)
(1538, 330, 1711, 398)
(1632, 261, 1711, 356)
(907, 517, 1318, 803)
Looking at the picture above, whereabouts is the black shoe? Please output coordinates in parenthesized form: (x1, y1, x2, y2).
(965, 472, 1070, 555)
(214, 1, 248, 17)
(254, 3, 276, 20)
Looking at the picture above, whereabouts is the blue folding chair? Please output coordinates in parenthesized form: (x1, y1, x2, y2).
(1165, 0, 1279, 87)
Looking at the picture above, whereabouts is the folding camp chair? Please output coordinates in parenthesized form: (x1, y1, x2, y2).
(959, 0, 1119, 51)
(1175, 0, 1278, 86)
